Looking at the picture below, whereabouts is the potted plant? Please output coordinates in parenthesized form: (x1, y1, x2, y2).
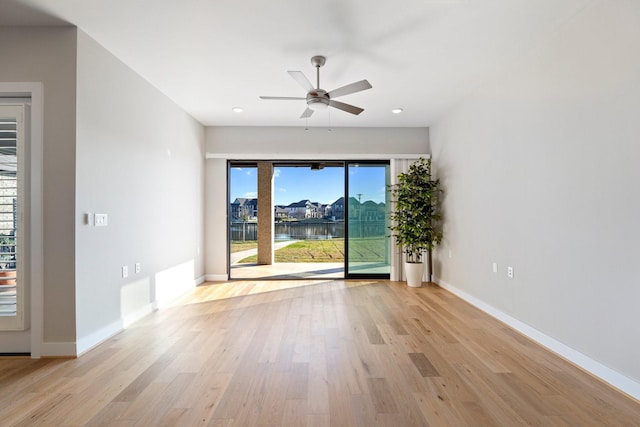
(389, 157, 442, 287)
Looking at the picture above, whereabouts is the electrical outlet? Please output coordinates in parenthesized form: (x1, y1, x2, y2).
(448, 249, 452, 259)
(492, 262, 498, 273)
(507, 266, 514, 278)
(135, 262, 141, 274)
(122, 266, 128, 278)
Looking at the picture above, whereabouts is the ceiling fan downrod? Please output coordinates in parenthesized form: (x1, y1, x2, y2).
(310, 55, 326, 90)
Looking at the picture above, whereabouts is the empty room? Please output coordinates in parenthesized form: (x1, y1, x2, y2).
(1, 0, 639, 425)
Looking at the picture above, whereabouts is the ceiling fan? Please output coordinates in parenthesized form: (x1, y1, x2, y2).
(260, 55, 372, 118)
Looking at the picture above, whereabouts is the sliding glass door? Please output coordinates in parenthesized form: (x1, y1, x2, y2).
(227, 160, 390, 280)
(345, 162, 390, 278)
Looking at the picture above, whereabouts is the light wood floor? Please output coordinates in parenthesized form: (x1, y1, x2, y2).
(1, 280, 639, 426)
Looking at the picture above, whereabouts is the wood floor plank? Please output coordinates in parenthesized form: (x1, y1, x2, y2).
(306, 350, 330, 416)
(129, 372, 196, 425)
(348, 394, 377, 427)
(413, 389, 462, 427)
(12, 392, 75, 426)
(455, 400, 499, 427)
(84, 401, 130, 426)
(452, 362, 532, 426)
(332, 344, 367, 395)
(281, 399, 307, 426)
(171, 372, 232, 421)
(355, 304, 385, 345)
(285, 362, 309, 399)
(408, 352, 440, 377)
(112, 352, 176, 402)
(367, 377, 398, 414)
(1, 279, 638, 426)
(327, 382, 358, 427)
(255, 369, 288, 426)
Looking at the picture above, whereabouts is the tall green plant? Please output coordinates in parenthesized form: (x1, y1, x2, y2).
(389, 157, 442, 263)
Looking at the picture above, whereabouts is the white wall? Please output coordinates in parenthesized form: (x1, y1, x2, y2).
(204, 126, 429, 278)
(0, 27, 78, 349)
(430, 0, 640, 394)
(205, 158, 228, 280)
(206, 126, 429, 158)
(75, 31, 205, 354)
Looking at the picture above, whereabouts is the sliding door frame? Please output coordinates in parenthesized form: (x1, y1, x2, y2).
(344, 160, 391, 279)
(225, 157, 402, 280)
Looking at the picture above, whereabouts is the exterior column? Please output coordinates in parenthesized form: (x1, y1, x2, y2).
(257, 161, 274, 265)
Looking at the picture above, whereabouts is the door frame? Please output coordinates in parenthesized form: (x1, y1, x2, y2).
(227, 159, 391, 280)
(0, 83, 44, 358)
(0, 104, 26, 334)
(344, 160, 391, 279)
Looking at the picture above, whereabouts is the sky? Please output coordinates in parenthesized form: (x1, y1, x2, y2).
(230, 165, 388, 206)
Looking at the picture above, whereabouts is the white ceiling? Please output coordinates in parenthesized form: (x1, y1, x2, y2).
(2, 0, 590, 127)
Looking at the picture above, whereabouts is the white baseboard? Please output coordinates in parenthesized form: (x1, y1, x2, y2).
(122, 303, 154, 328)
(42, 278, 207, 358)
(75, 319, 123, 356)
(204, 274, 228, 282)
(433, 276, 640, 402)
(40, 341, 77, 358)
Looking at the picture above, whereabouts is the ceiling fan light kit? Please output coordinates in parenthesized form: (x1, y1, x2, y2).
(260, 55, 372, 118)
(307, 91, 329, 111)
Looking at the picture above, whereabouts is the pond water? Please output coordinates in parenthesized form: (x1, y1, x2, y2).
(230, 221, 387, 241)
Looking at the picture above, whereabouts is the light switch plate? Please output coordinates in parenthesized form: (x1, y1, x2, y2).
(95, 213, 108, 226)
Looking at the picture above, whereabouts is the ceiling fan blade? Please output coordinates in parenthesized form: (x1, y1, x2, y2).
(327, 80, 372, 98)
(288, 71, 314, 91)
(329, 100, 364, 115)
(259, 96, 306, 100)
(300, 108, 314, 119)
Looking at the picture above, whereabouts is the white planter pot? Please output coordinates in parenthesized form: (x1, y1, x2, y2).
(405, 262, 424, 288)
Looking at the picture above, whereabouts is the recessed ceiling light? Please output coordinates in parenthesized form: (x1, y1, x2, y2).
(391, 108, 403, 114)
(232, 107, 244, 113)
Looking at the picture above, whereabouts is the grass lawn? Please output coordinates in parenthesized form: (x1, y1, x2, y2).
(349, 237, 389, 262)
(237, 237, 389, 263)
(239, 239, 344, 263)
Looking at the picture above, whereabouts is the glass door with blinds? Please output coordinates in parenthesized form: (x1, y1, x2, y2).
(0, 105, 25, 331)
